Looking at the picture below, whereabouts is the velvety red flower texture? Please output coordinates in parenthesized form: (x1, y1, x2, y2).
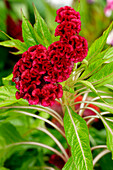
(55, 6, 81, 23)
(45, 41, 74, 83)
(12, 6, 88, 106)
(12, 45, 63, 106)
(55, 6, 88, 63)
(55, 6, 81, 37)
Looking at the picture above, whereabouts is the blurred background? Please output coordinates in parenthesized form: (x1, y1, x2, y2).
(0, 0, 113, 169)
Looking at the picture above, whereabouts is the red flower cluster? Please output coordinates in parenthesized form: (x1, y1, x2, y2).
(12, 6, 88, 106)
(47, 41, 73, 83)
(55, 6, 88, 63)
(12, 45, 63, 106)
(49, 149, 69, 169)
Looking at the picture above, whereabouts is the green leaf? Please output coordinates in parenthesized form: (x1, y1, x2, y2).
(0, 123, 24, 144)
(0, 40, 15, 47)
(80, 49, 108, 79)
(103, 119, 113, 152)
(86, 22, 113, 61)
(0, 86, 20, 107)
(64, 106, 93, 170)
(22, 13, 43, 48)
(0, 167, 10, 170)
(63, 157, 77, 170)
(33, 5, 52, 47)
(78, 80, 98, 95)
(103, 47, 113, 63)
(2, 74, 13, 85)
(0, 32, 27, 52)
(88, 62, 113, 86)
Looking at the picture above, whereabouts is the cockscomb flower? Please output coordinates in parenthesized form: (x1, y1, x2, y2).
(55, 6, 81, 37)
(60, 35, 88, 63)
(55, 20, 81, 37)
(12, 45, 63, 106)
(55, 6, 81, 24)
(45, 41, 74, 83)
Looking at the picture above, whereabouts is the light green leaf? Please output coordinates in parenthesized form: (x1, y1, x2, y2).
(0, 40, 15, 47)
(2, 74, 13, 85)
(78, 80, 97, 95)
(86, 22, 113, 61)
(88, 62, 113, 86)
(80, 49, 108, 79)
(0, 31, 27, 52)
(64, 106, 93, 170)
(33, 5, 52, 47)
(103, 47, 113, 63)
(22, 13, 43, 48)
(63, 157, 77, 170)
(0, 86, 20, 107)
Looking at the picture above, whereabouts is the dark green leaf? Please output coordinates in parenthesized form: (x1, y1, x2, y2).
(64, 106, 93, 170)
(0, 123, 24, 144)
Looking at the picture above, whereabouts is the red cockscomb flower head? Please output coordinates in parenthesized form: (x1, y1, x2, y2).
(55, 20, 81, 37)
(45, 41, 74, 83)
(55, 6, 81, 24)
(67, 35, 88, 63)
(12, 45, 63, 106)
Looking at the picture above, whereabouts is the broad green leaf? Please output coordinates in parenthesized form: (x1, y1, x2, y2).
(63, 157, 77, 170)
(88, 62, 113, 86)
(103, 47, 113, 63)
(2, 74, 13, 85)
(0, 86, 20, 107)
(0, 32, 27, 52)
(64, 106, 93, 170)
(86, 22, 113, 61)
(33, 5, 52, 47)
(0, 123, 24, 144)
(0, 123, 24, 165)
(22, 13, 43, 48)
(80, 49, 108, 79)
